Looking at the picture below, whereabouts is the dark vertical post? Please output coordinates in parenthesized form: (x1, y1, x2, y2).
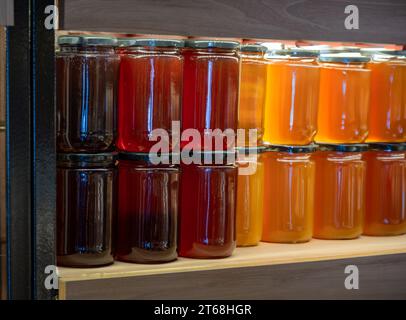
(6, 0, 56, 300)
(31, 0, 56, 300)
(6, 0, 32, 300)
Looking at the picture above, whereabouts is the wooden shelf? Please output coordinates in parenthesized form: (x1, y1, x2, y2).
(59, 0, 406, 44)
(58, 235, 406, 299)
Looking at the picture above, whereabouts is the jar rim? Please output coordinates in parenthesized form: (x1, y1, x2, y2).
(275, 48, 319, 57)
(368, 143, 406, 152)
(184, 39, 240, 49)
(58, 35, 117, 47)
(180, 149, 237, 165)
(317, 144, 368, 152)
(236, 146, 267, 155)
(319, 53, 370, 63)
(240, 44, 267, 53)
(119, 152, 180, 162)
(117, 38, 184, 48)
(264, 144, 317, 153)
(57, 152, 117, 167)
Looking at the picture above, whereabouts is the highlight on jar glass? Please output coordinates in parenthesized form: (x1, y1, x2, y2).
(179, 150, 238, 258)
(182, 40, 240, 150)
(262, 145, 316, 243)
(56, 153, 117, 267)
(236, 146, 265, 246)
(117, 39, 184, 153)
(313, 144, 367, 240)
(56, 35, 119, 153)
(263, 48, 320, 145)
(364, 143, 406, 236)
(238, 44, 267, 147)
(365, 51, 406, 142)
(316, 53, 371, 144)
(116, 152, 179, 263)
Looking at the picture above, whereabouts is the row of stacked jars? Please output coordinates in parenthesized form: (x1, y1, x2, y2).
(57, 143, 406, 267)
(56, 35, 406, 155)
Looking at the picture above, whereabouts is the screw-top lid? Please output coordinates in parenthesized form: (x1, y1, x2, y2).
(387, 50, 406, 56)
(116, 38, 138, 47)
(240, 44, 267, 53)
(319, 53, 370, 63)
(360, 47, 398, 55)
(117, 38, 184, 48)
(57, 152, 117, 168)
(368, 143, 406, 152)
(317, 144, 368, 152)
(237, 146, 267, 155)
(185, 40, 240, 50)
(285, 48, 319, 57)
(118, 152, 180, 163)
(320, 46, 361, 53)
(261, 42, 285, 52)
(58, 35, 117, 47)
(264, 144, 317, 153)
(180, 149, 237, 165)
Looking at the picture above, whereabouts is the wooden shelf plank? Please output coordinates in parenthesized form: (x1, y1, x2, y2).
(58, 235, 406, 299)
(60, 0, 406, 44)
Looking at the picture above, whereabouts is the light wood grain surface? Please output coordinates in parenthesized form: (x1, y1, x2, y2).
(59, 235, 406, 282)
(58, 235, 406, 299)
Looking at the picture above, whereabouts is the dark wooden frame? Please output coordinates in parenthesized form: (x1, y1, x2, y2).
(60, 0, 406, 44)
(5, 0, 56, 299)
(6, 0, 32, 300)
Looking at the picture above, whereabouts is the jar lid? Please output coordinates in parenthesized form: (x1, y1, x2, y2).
(319, 53, 370, 63)
(119, 38, 185, 48)
(317, 144, 368, 152)
(360, 47, 399, 55)
(285, 48, 319, 57)
(264, 144, 317, 153)
(236, 146, 267, 155)
(118, 152, 180, 163)
(320, 46, 361, 53)
(58, 35, 117, 47)
(368, 143, 406, 152)
(116, 38, 138, 47)
(185, 40, 240, 50)
(261, 42, 285, 51)
(180, 150, 237, 165)
(57, 152, 117, 167)
(240, 44, 267, 53)
(377, 50, 406, 56)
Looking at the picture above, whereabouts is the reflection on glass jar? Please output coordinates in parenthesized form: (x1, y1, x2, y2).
(117, 39, 184, 152)
(57, 153, 117, 267)
(236, 147, 265, 246)
(364, 143, 406, 236)
(262, 145, 315, 243)
(238, 45, 267, 146)
(313, 144, 366, 239)
(56, 36, 119, 153)
(179, 151, 238, 258)
(316, 54, 371, 143)
(116, 153, 179, 263)
(264, 49, 320, 145)
(182, 40, 240, 150)
(366, 53, 406, 142)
